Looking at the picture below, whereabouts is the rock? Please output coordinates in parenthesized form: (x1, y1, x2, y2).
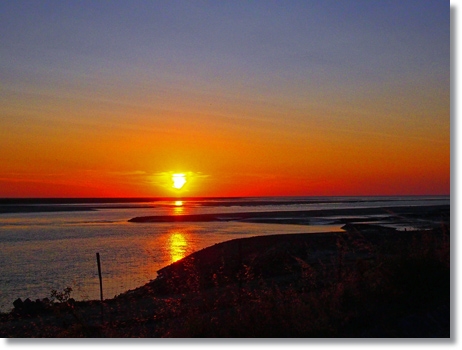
(34, 299, 45, 310)
(23, 298, 35, 314)
(13, 298, 23, 310)
(11, 297, 49, 315)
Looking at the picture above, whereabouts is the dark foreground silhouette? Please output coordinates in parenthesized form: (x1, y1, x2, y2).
(0, 221, 450, 338)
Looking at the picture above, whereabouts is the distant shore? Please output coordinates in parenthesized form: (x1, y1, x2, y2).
(128, 204, 449, 224)
(0, 205, 97, 214)
(0, 197, 449, 215)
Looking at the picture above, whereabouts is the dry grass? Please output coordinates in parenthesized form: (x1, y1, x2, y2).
(0, 226, 450, 338)
(156, 228, 450, 337)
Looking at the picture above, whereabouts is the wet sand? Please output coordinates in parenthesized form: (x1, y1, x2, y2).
(128, 204, 449, 223)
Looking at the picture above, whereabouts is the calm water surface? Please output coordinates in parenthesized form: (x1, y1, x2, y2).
(0, 196, 448, 312)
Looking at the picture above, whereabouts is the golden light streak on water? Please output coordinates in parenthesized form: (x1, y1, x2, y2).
(168, 232, 188, 263)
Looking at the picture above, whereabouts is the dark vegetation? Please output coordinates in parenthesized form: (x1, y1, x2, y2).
(0, 224, 450, 338)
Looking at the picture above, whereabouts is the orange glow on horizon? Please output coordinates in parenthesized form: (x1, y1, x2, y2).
(0, 2, 449, 198)
(0, 90, 449, 198)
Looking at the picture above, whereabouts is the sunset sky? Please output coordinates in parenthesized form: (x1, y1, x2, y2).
(0, 0, 449, 197)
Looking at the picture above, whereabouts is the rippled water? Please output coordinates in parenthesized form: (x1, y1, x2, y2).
(0, 196, 449, 312)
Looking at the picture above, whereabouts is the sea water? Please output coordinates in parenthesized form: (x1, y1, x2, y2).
(0, 196, 449, 312)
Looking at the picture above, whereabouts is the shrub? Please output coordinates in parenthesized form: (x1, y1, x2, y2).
(50, 287, 73, 304)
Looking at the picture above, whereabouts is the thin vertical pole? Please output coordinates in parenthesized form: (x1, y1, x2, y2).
(96, 252, 103, 301)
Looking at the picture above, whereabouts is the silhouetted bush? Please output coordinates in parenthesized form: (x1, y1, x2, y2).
(1, 228, 450, 337)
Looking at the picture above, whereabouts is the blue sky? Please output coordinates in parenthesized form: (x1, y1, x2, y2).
(1, 0, 448, 93)
(0, 0, 450, 196)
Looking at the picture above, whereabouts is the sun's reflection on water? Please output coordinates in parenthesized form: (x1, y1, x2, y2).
(146, 226, 197, 266)
(168, 232, 189, 263)
(172, 200, 185, 215)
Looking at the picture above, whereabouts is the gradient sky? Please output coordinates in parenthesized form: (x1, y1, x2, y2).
(0, 0, 450, 197)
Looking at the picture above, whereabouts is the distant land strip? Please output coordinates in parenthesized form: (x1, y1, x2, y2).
(0, 205, 97, 214)
(128, 205, 449, 223)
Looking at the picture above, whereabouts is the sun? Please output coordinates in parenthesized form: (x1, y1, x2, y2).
(172, 173, 187, 189)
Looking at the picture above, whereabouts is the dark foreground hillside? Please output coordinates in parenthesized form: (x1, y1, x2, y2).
(0, 225, 450, 338)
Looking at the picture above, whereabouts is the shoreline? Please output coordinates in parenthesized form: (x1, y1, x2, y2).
(0, 197, 449, 215)
(0, 203, 450, 337)
(0, 225, 450, 337)
(128, 204, 449, 223)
